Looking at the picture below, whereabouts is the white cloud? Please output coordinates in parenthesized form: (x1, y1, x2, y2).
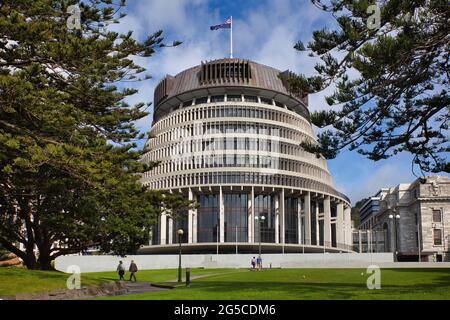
(330, 152, 418, 203)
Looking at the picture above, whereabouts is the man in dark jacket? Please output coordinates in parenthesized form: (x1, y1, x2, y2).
(129, 260, 138, 282)
(116, 261, 125, 280)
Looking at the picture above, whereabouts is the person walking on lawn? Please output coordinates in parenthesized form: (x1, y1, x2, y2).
(116, 261, 125, 280)
(256, 256, 262, 270)
(129, 260, 138, 282)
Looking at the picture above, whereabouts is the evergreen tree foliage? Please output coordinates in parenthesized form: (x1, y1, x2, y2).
(0, 0, 191, 269)
(291, 0, 449, 174)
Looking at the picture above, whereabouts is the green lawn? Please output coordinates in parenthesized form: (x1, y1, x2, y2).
(1, 267, 450, 299)
(100, 268, 450, 300)
(80, 268, 239, 284)
(0, 267, 105, 296)
(0, 267, 234, 296)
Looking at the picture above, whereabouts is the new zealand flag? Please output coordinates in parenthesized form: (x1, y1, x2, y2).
(210, 18, 232, 30)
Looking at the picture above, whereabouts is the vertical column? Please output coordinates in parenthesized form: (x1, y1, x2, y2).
(193, 209, 198, 243)
(336, 202, 344, 248)
(188, 188, 194, 243)
(167, 216, 173, 244)
(248, 187, 253, 243)
(220, 186, 225, 243)
(304, 191, 311, 245)
(280, 189, 285, 245)
(324, 196, 331, 247)
(344, 206, 351, 248)
(358, 230, 362, 253)
(315, 201, 320, 245)
(275, 193, 280, 244)
(297, 196, 302, 244)
(160, 212, 167, 245)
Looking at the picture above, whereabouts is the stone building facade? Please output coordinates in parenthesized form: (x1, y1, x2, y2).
(360, 176, 450, 261)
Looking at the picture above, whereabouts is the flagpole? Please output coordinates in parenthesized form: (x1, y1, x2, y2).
(230, 16, 233, 58)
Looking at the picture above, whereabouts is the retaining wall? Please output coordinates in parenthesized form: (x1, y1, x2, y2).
(55, 253, 396, 273)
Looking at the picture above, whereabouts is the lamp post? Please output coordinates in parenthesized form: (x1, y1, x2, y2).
(254, 215, 266, 259)
(388, 212, 400, 262)
(177, 229, 184, 283)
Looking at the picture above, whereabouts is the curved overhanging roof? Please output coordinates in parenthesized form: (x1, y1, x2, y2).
(152, 58, 309, 123)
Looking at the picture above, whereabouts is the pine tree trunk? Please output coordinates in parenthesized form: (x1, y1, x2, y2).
(38, 255, 54, 270)
(23, 251, 38, 270)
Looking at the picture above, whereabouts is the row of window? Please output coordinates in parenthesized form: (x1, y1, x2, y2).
(146, 121, 314, 151)
(152, 104, 311, 136)
(174, 94, 287, 112)
(144, 138, 326, 169)
(144, 155, 331, 183)
(143, 171, 348, 202)
(183, 95, 271, 105)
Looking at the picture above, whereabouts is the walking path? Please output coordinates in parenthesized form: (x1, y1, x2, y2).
(121, 281, 169, 295)
(165, 269, 248, 284)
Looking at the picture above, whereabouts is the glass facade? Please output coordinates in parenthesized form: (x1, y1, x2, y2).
(227, 94, 242, 102)
(254, 194, 276, 243)
(331, 204, 337, 217)
(224, 194, 248, 242)
(210, 95, 224, 103)
(319, 219, 324, 246)
(284, 197, 298, 244)
(197, 194, 219, 243)
(331, 223, 337, 247)
(188, 192, 343, 248)
(151, 214, 161, 245)
(311, 201, 317, 245)
(172, 212, 189, 244)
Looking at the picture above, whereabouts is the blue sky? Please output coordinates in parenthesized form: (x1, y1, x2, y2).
(111, 0, 447, 203)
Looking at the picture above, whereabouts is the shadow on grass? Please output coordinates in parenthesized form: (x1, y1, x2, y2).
(157, 268, 450, 299)
(166, 279, 450, 299)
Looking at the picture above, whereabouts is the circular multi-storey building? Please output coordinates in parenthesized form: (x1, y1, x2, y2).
(139, 58, 353, 254)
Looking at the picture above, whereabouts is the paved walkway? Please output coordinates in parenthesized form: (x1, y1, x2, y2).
(121, 281, 170, 295)
(165, 270, 248, 284)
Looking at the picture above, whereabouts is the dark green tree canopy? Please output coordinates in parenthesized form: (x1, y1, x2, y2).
(290, 0, 449, 174)
(0, 0, 190, 270)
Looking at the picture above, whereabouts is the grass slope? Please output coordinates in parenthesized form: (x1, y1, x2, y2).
(0, 267, 235, 296)
(0, 267, 104, 296)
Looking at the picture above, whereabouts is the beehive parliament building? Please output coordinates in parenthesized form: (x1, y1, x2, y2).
(139, 58, 353, 254)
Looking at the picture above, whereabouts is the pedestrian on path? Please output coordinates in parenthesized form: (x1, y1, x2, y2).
(251, 257, 256, 269)
(256, 256, 262, 270)
(129, 260, 138, 282)
(116, 261, 125, 280)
